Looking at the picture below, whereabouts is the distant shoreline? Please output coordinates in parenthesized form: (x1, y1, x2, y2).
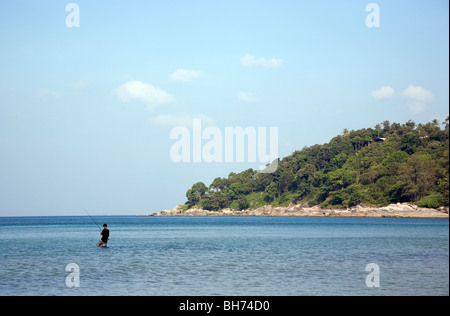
(141, 203, 449, 219)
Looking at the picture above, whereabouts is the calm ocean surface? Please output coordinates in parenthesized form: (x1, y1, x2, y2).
(0, 216, 448, 296)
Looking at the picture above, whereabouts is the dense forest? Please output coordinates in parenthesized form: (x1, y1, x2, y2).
(184, 118, 449, 211)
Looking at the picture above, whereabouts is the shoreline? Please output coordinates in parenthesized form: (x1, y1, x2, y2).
(142, 203, 449, 219)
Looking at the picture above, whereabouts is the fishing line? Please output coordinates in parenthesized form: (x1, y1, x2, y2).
(84, 208, 102, 231)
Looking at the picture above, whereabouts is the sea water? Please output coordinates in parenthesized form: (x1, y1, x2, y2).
(0, 216, 448, 296)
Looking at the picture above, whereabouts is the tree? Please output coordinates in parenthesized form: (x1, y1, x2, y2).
(186, 182, 208, 206)
(374, 124, 381, 137)
(237, 197, 250, 211)
(382, 120, 391, 132)
(395, 154, 437, 201)
(342, 128, 349, 137)
(265, 182, 278, 202)
(323, 190, 350, 208)
(401, 133, 423, 155)
(298, 163, 316, 181)
(296, 182, 312, 200)
(202, 191, 229, 211)
(210, 177, 228, 192)
(228, 182, 245, 200)
(192, 182, 208, 200)
(186, 189, 199, 206)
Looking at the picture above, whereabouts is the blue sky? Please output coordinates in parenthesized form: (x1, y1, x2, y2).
(0, 0, 448, 216)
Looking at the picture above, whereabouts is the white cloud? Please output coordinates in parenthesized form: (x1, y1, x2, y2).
(71, 75, 94, 90)
(402, 85, 435, 114)
(150, 113, 215, 128)
(241, 54, 284, 68)
(115, 80, 175, 111)
(170, 69, 205, 83)
(371, 86, 395, 100)
(35, 89, 61, 101)
(237, 91, 258, 103)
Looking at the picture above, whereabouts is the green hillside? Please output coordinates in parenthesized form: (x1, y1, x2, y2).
(184, 118, 449, 211)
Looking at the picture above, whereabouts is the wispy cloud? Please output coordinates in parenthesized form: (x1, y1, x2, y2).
(241, 54, 284, 68)
(115, 80, 175, 111)
(402, 85, 435, 114)
(35, 89, 61, 101)
(237, 91, 258, 103)
(371, 86, 395, 100)
(70, 75, 94, 90)
(150, 113, 215, 128)
(170, 69, 205, 83)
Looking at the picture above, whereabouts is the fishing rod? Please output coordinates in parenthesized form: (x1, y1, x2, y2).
(84, 209, 102, 231)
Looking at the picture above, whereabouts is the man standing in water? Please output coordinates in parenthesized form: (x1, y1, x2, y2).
(97, 224, 109, 248)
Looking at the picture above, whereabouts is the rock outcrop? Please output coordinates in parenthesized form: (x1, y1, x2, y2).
(145, 203, 449, 218)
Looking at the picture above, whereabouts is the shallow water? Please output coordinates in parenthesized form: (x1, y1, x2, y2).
(0, 216, 448, 296)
